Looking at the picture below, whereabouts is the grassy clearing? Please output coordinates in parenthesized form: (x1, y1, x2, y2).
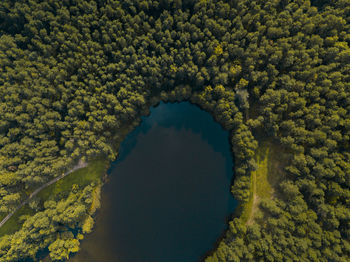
(0, 205, 35, 236)
(239, 141, 286, 225)
(255, 146, 273, 197)
(238, 179, 254, 224)
(38, 158, 108, 201)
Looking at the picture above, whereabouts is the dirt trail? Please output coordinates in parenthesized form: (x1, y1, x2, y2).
(0, 160, 87, 229)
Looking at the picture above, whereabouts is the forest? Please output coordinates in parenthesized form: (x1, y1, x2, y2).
(0, 0, 349, 261)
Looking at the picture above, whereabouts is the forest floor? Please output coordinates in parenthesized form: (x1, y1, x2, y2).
(240, 141, 287, 225)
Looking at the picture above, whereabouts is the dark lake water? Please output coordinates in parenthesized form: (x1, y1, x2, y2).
(70, 102, 237, 262)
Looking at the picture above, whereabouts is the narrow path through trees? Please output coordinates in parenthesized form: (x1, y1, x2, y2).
(0, 160, 88, 229)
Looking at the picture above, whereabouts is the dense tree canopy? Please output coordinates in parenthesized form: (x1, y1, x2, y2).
(0, 0, 349, 261)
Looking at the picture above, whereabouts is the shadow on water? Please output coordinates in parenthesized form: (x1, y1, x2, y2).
(93, 102, 237, 262)
(38, 101, 237, 262)
(114, 102, 233, 181)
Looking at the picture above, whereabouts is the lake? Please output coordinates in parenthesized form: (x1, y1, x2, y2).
(70, 102, 237, 262)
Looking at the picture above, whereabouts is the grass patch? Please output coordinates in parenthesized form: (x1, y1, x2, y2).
(0, 206, 35, 236)
(238, 180, 254, 224)
(239, 140, 286, 225)
(37, 158, 108, 201)
(255, 145, 272, 199)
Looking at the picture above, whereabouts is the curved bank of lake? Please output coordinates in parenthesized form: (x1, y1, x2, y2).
(71, 102, 237, 262)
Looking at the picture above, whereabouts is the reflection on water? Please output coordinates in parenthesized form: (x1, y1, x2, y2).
(70, 102, 237, 262)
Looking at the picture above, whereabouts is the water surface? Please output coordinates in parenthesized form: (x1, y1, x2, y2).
(71, 102, 236, 262)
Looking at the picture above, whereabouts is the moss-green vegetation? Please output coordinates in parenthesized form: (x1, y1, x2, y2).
(38, 159, 107, 201)
(0, 206, 35, 237)
(240, 141, 288, 225)
(0, 159, 108, 238)
(254, 147, 272, 198)
(237, 142, 269, 223)
(0, 0, 349, 261)
(237, 176, 254, 224)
